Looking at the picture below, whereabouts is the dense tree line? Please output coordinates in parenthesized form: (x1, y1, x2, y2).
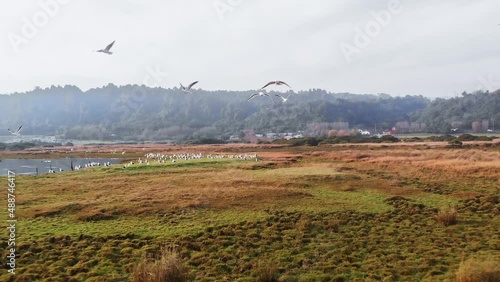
(411, 90, 499, 133)
(0, 85, 496, 141)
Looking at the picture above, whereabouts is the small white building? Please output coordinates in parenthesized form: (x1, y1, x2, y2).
(358, 129, 371, 136)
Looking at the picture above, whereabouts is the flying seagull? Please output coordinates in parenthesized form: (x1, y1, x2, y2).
(7, 125, 22, 136)
(247, 91, 275, 103)
(180, 81, 199, 93)
(96, 41, 115, 55)
(261, 80, 291, 89)
(275, 93, 293, 103)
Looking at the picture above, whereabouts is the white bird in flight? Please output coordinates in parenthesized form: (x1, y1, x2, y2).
(275, 93, 293, 103)
(180, 81, 199, 93)
(96, 41, 115, 55)
(261, 80, 291, 89)
(8, 125, 22, 136)
(247, 91, 275, 103)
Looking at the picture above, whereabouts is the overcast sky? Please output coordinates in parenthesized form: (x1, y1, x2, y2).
(1, 0, 499, 97)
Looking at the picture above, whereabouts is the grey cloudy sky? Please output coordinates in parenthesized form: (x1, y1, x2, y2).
(1, 0, 499, 97)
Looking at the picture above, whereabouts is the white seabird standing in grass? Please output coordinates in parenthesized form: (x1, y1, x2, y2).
(95, 41, 115, 55)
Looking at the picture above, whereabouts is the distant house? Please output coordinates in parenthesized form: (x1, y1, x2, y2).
(358, 129, 371, 136)
(229, 135, 240, 141)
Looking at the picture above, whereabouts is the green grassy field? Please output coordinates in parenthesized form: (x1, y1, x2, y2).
(0, 143, 499, 281)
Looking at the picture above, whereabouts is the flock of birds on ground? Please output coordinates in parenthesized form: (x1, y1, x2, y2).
(121, 152, 258, 169)
(27, 152, 259, 175)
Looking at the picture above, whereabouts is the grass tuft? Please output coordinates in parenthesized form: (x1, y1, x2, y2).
(456, 257, 500, 282)
(132, 246, 190, 282)
(255, 259, 279, 282)
(436, 206, 457, 226)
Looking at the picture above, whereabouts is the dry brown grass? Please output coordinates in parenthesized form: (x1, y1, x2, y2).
(255, 260, 279, 282)
(456, 257, 500, 282)
(133, 246, 190, 282)
(14, 143, 499, 221)
(2, 142, 500, 281)
(436, 207, 457, 226)
(17, 161, 314, 219)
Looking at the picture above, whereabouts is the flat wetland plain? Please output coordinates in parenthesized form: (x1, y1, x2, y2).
(0, 141, 499, 281)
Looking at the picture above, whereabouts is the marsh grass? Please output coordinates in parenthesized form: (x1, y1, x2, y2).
(255, 259, 280, 282)
(456, 257, 500, 282)
(436, 207, 457, 226)
(0, 143, 499, 281)
(133, 246, 190, 282)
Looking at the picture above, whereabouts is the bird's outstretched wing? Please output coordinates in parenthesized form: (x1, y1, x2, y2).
(274, 94, 285, 101)
(247, 93, 259, 101)
(187, 81, 199, 90)
(278, 81, 291, 88)
(264, 93, 275, 103)
(105, 41, 115, 52)
(261, 81, 276, 89)
(16, 125, 23, 133)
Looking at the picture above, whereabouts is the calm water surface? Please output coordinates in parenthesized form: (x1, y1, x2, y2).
(0, 158, 120, 176)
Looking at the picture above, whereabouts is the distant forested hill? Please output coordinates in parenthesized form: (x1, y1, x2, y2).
(3, 85, 495, 141)
(411, 90, 499, 133)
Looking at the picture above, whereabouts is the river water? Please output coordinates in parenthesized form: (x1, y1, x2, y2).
(0, 158, 121, 176)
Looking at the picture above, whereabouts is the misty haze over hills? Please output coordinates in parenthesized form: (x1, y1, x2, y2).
(1, 85, 498, 142)
(2, 1, 499, 143)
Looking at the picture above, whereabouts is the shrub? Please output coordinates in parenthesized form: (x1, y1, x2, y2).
(190, 138, 225, 145)
(436, 207, 457, 226)
(7, 142, 36, 151)
(380, 135, 400, 143)
(428, 135, 456, 142)
(456, 257, 500, 282)
(294, 137, 322, 146)
(133, 246, 190, 282)
(255, 260, 279, 282)
(448, 140, 463, 148)
(457, 134, 476, 141)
